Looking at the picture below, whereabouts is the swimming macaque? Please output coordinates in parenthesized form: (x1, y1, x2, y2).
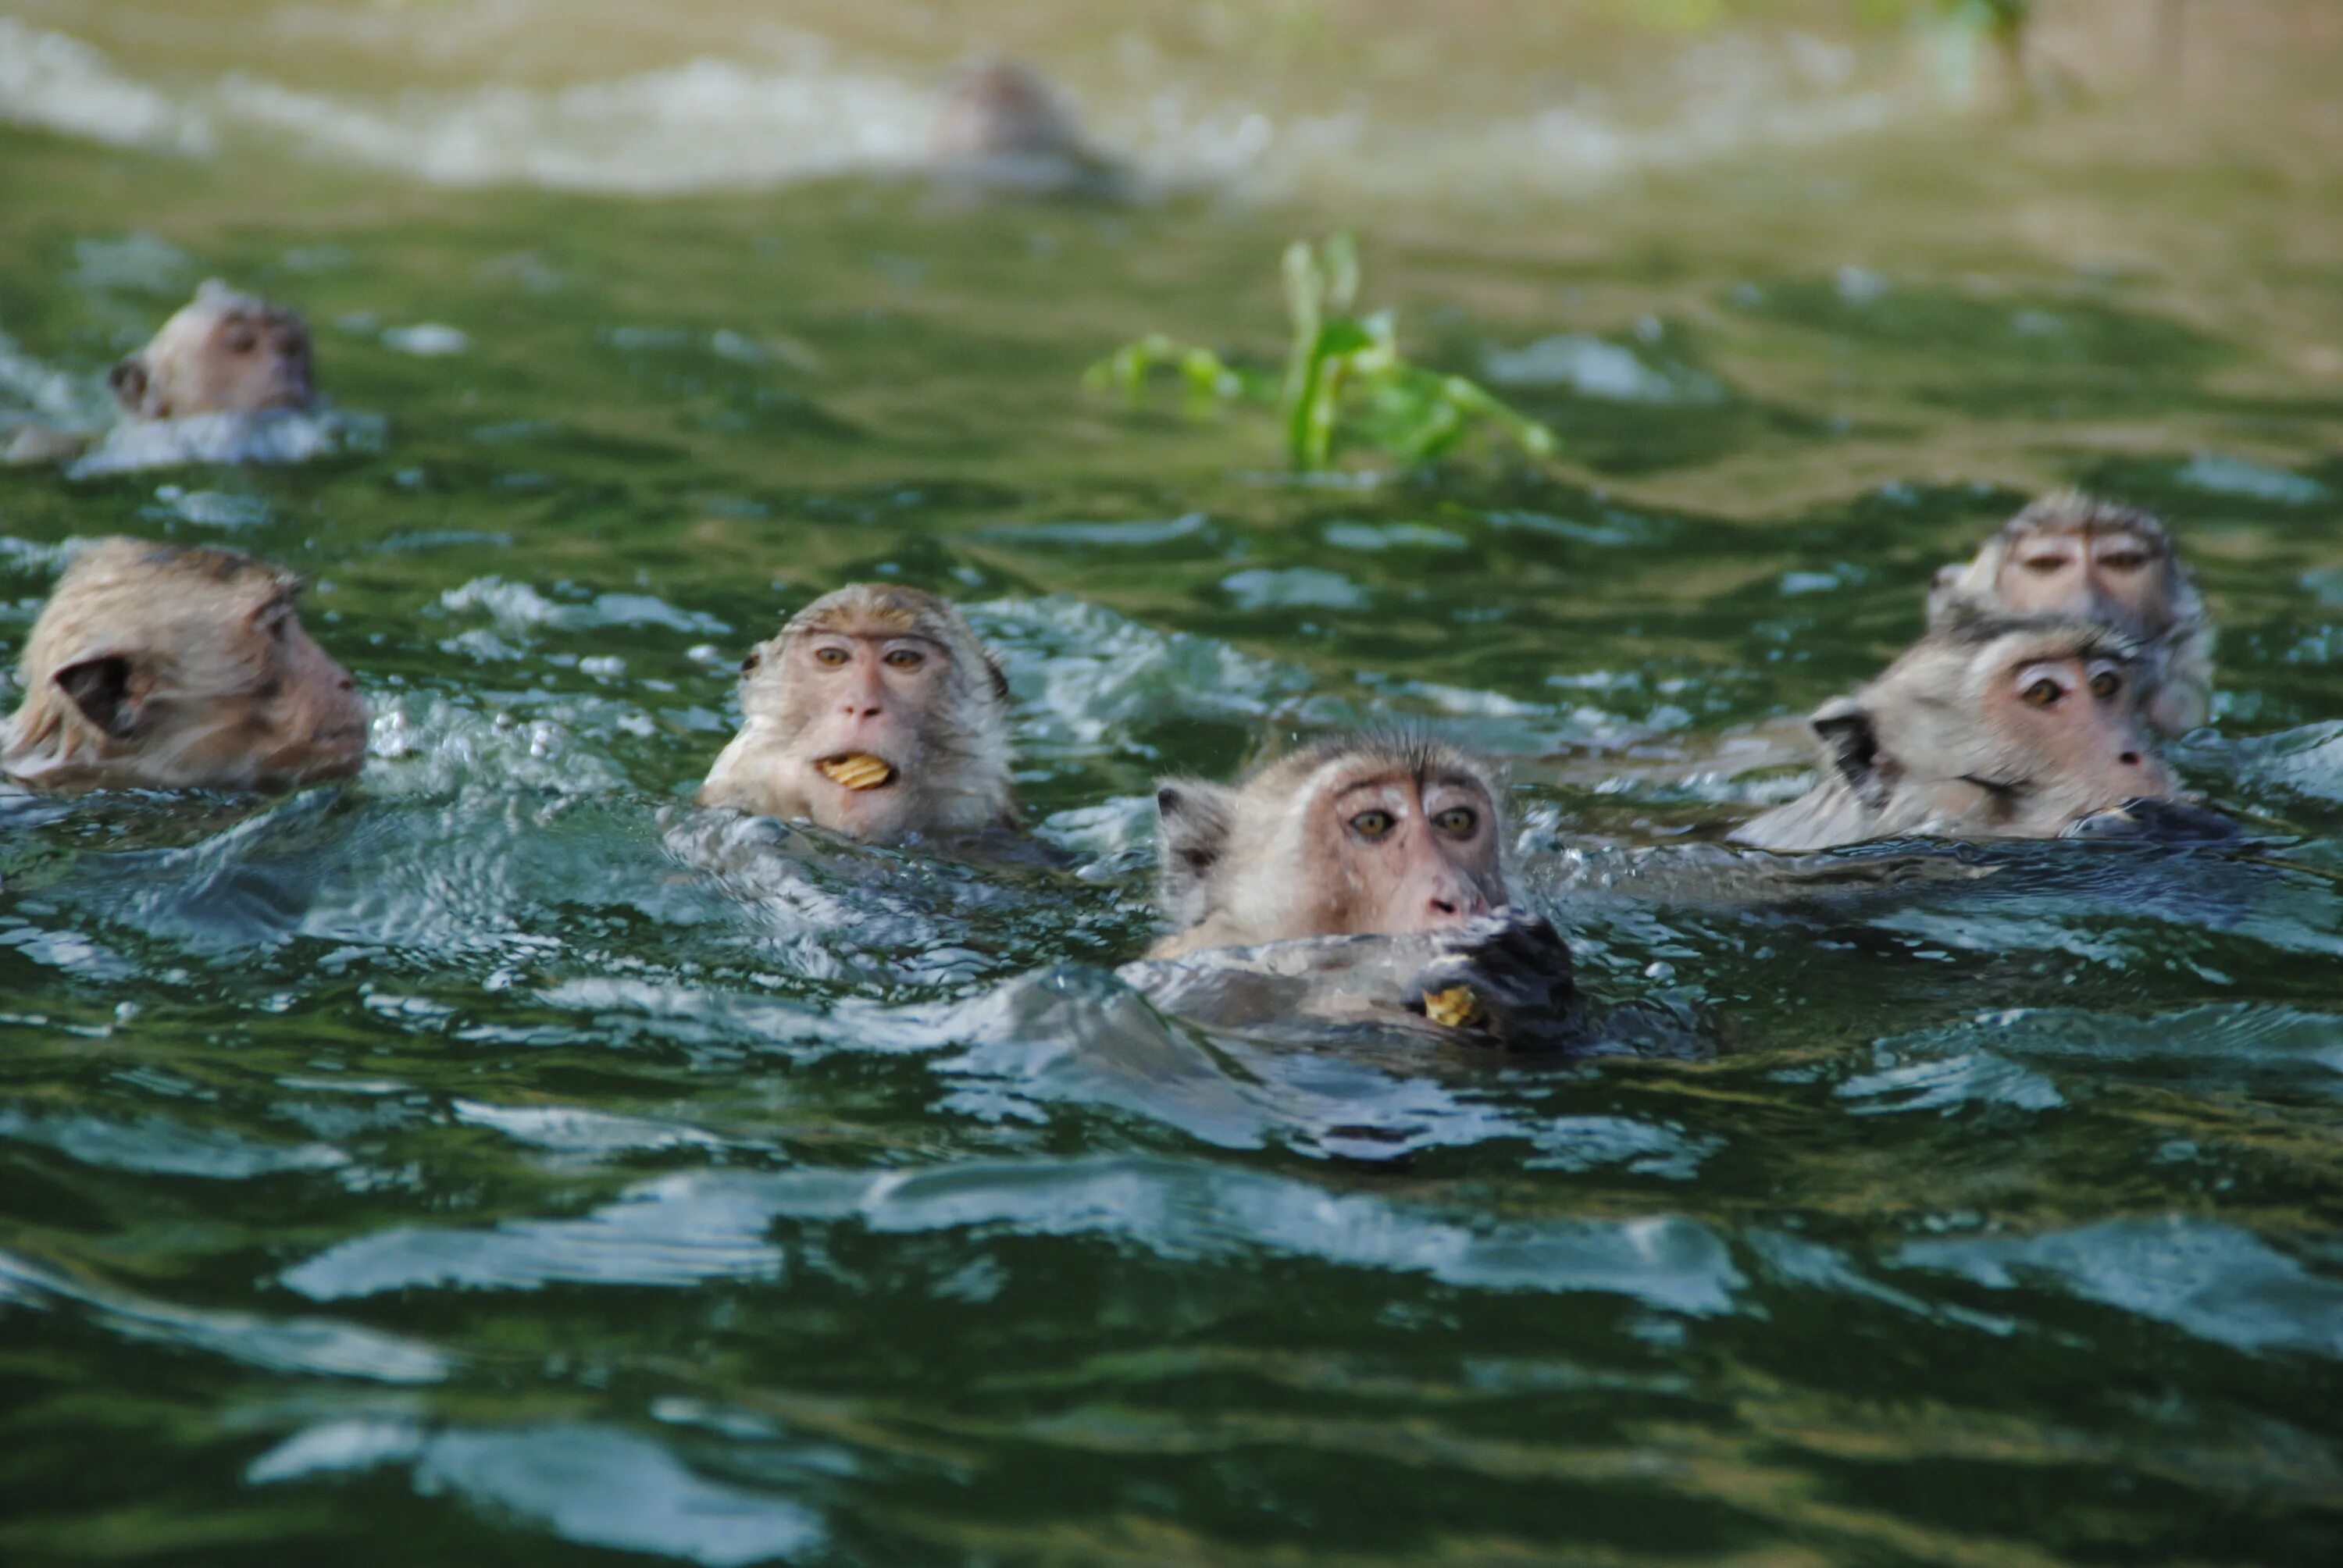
(1928, 491, 2213, 735)
(2, 540, 367, 794)
(1150, 736, 1507, 960)
(697, 584, 1018, 840)
(109, 280, 316, 421)
(1732, 615, 2180, 853)
(1139, 736, 1579, 1048)
(4, 281, 319, 469)
(929, 59, 1122, 198)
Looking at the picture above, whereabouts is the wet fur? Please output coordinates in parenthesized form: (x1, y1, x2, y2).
(1734, 615, 2166, 852)
(2, 538, 366, 793)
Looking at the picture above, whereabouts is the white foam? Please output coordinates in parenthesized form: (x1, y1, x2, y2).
(66, 406, 383, 479)
(0, 18, 213, 154)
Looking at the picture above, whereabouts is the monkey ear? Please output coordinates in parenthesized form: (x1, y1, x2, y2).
(982, 649, 1011, 706)
(1811, 696, 1890, 810)
(107, 355, 151, 415)
(52, 654, 144, 738)
(1154, 779, 1238, 927)
(737, 636, 783, 679)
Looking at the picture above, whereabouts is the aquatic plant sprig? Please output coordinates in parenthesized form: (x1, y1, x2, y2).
(1087, 234, 1558, 472)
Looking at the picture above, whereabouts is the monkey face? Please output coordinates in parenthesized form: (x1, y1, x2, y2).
(112, 294, 315, 421)
(1994, 526, 2170, 637)
(1301, 764, 1503, 938)
(1948, 649, 2177, 834)
(776, 627, 956, 836)
(191, 306, 314, 415)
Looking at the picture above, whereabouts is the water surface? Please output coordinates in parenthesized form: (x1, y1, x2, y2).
(3, 7, 2343, 1563)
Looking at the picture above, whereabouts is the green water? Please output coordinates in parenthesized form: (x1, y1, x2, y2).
(4, 69, 2343, 1566)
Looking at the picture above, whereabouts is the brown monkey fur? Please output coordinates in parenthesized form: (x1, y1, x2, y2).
(929, 59, 1121, 197)
(1733, 613, 2180, 852)
(109, 280, 316, 422)
(1149, 736, 1508, 959)
(1928, 490, 2213, 735)
(3, 539, 367, 794)
(697, 584, 1017, 840)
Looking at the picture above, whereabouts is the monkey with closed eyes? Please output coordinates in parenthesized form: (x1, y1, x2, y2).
(1927, 491, 2213, 736)
(6, 281, 320, 468)
(1125, 735, 1582, 1049)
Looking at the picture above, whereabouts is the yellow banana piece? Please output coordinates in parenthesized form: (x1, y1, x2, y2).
(1422, 985, 1485, 1030)
(818, 754, 896, 791)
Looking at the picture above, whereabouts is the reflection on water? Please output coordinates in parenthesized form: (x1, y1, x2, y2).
(4, 3, 2343, 1563)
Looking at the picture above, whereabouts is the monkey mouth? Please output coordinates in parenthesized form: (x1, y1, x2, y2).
(816, 752, 898, 792)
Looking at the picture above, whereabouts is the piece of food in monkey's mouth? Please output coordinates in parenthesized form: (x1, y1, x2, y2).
(1421, 985, 1485, 1029)
(817, 754, 897, 791)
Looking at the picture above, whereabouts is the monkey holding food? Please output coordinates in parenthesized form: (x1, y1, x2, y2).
(1928, 490, 2213, 736)
(2, 540, 368, 794)
(929, 59, 1126, 200)
(1731, 613, 2184, 853)
(1132, 735, 1583, 1049)
(5, 281, 323, 471)
(698, 584, 1019, 842)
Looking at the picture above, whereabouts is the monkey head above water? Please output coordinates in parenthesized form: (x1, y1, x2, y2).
(929, 59, 1123, 198)
(2, 540, 368, 794)
(1928, 490, 2212, 736)
(1732, 614, 2181, 853)
(1150, 736, 1507, 960)
(1139, 736, 1580, 1048)
(109, 280, 316, 422)
(697, 584, 1017, 841)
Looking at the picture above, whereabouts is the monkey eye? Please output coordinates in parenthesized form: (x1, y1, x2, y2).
(2020, 553, 2074, 576)
(224, 326, 259, 355)
(2020, 677, 2064, 707)
(2096, 548, 2149, 572)
(2088, 668, 2122, 700)
(812, 646, 851, 668)
(1432, 807, 1478, 837)
(1349, 809, 1396, 840)
(883, 647, 925, 671)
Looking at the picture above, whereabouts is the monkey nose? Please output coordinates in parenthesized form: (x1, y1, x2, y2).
(2118, 750, 2142, 766)
(1427, 882, 1491, 921)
